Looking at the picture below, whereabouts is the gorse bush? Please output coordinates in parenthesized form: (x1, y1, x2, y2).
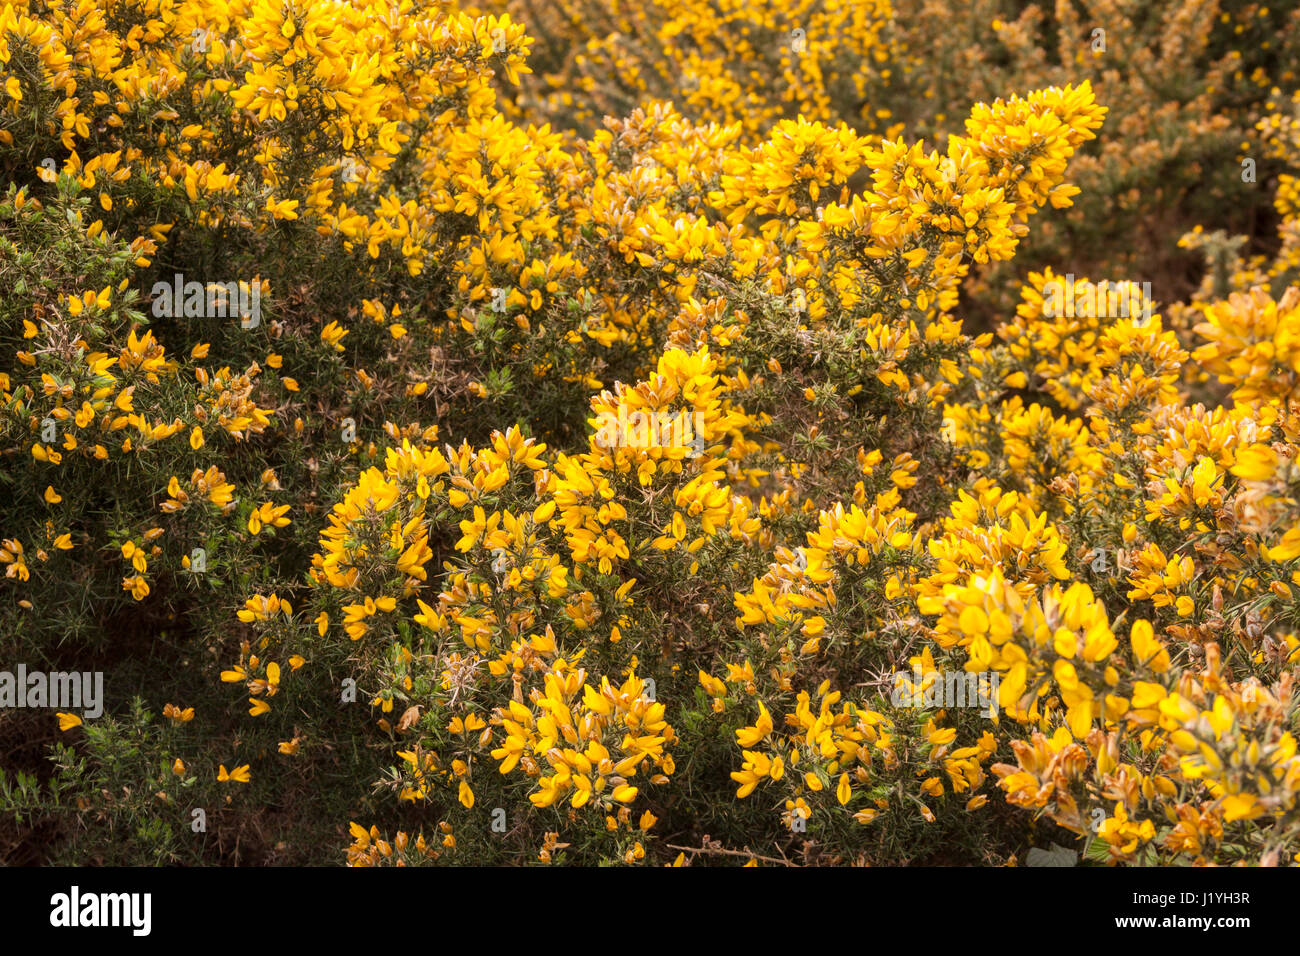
(512, 0, 1300, 329)
(1, 0, 1299, 867)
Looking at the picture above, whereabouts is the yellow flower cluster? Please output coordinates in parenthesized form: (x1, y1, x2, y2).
(492, 668, 674, 809)
(9, 0, 1300, 868)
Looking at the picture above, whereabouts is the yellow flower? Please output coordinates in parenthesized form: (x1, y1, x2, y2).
(1130, 620, 1170, 673)
(836, 773, 852, 805)
(163, 703, 195, 723)
(218, 764, 251, 783)
(735, 702, 773, 747)
(321, 321, 349, 351)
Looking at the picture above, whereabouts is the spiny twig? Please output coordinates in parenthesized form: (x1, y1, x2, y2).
(665, 843, 800, 866)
